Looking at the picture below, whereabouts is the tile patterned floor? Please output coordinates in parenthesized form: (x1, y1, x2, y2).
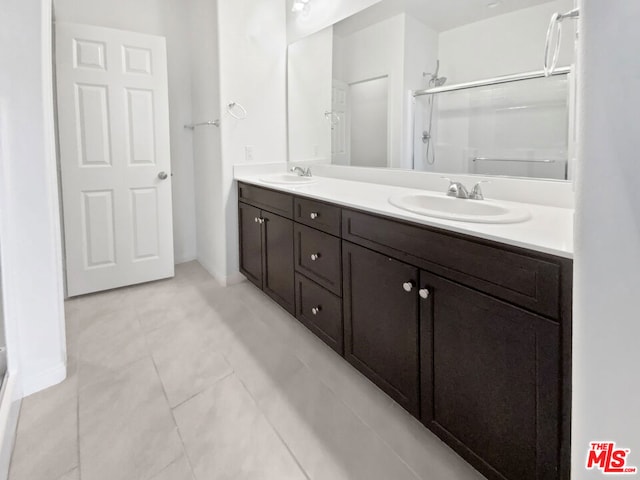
(8, 262, 484, 480)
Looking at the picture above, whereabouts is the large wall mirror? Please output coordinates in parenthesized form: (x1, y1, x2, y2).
(287, 0, 577, 181)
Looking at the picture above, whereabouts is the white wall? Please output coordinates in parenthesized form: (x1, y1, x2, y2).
(53, 0, 198, 264)
(573, 0, 640, 478)
(438, 0, 575, 83)
(0, 0, 66, 398)
(216, 0, 288, 283)
(287, 0, 382, 44)
(189, 0, 224, 280)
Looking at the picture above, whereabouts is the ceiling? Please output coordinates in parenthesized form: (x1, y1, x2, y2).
(334, 0, 558, 36)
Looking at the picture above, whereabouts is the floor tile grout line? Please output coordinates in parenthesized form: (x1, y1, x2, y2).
(191, 293, 313, 480)
(232, 373, 313, 480)
(169, 370, 235, 411)
(143, 318, 199, 480)
(5, 398, 25, 477)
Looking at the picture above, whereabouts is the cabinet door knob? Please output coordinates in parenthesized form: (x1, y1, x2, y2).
(310, 212, 319, 220)
(419, 288, 430, 299)
(311, 306, 322, 315)
(254, 217, 259, 223)
(310, 253, 321, 261)
(403, 281, 415, 292)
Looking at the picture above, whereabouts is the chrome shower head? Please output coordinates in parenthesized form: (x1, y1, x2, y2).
(424, 60, 446, 87)
(434, 77, 447, 87)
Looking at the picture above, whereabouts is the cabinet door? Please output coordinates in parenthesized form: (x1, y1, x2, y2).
(262, 211, 295, 315)
(238, 202, 263, 288)
(343, 241, 419, 416)
(420, 271, 560, 480)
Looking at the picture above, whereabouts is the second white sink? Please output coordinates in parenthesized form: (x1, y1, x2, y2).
(388, 193, 531, 224)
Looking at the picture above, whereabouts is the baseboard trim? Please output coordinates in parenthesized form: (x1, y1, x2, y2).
(21, 362, 66, 398)
(224, 272, 246, 287)
(0, 375, 22, 480)
(174, 254, 197, 265)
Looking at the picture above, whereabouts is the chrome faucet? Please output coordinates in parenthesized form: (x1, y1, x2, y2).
(443, 177, 488, 200)
(290, 166, 312, 177)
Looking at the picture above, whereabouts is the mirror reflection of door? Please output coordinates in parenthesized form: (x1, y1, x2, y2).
(348, 76, 389, 168)
(331, 79, 349, 165)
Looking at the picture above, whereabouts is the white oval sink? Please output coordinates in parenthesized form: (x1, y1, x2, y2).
(388, 193, 531, 224)
(259, 174, 317, 185)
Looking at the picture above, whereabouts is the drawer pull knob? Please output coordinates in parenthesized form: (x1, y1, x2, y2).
(310, 212, 320, 220)
(403, 281, 415, 292)
(310, 253, 321, 261)
(311, 306, 322, 315)
(419, 288, 430, 299)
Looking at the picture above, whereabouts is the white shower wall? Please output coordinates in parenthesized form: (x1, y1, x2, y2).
(416, 0, 577, 179)
(438, 0, 575, 84)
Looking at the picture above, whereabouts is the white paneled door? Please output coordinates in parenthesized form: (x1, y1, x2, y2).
(56, 23, 174, 296)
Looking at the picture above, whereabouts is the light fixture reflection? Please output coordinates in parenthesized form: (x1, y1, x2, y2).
(292, 0, 311, 15)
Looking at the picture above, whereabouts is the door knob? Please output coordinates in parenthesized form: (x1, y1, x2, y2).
(310, 253, 321, 261)
(403, 281, 415, 292)
(311, 306, 322, 315)
(419, 288, 430, 299)
(254, 217, 259, 223)
(158, 171, 169, 180)
(310, 212, 319, 220)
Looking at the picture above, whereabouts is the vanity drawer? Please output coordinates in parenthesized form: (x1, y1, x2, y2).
(238, 182, 293, 219)
(342, 209, 561, 319)
(295, 274, 343, 355)
(294, 197, 341, 236)
(294, 223, 342, 296)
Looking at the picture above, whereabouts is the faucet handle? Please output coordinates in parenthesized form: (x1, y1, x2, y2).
(442, 177, 470, 199)
(470, 180, 490, 200)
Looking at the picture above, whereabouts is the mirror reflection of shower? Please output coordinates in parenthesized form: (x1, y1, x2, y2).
(422, 60, 446, 165)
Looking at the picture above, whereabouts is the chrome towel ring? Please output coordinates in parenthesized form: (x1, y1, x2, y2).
(227, 102, 247, 120)
(544, 8, 579, 77)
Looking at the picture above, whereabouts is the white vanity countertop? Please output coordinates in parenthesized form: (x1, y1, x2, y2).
(234, 174, 574, 259)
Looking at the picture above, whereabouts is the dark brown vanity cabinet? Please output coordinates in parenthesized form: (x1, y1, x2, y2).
(238, 202, 263, 287)
(420, 271, 561, 480)
(238, 182, 572, 480)
(293, 198, 345, 354)
(238, 185, 295, 314)
(343, 242, 420, 416)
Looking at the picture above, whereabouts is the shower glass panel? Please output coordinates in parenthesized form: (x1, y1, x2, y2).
(414, 75, 570, 180)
